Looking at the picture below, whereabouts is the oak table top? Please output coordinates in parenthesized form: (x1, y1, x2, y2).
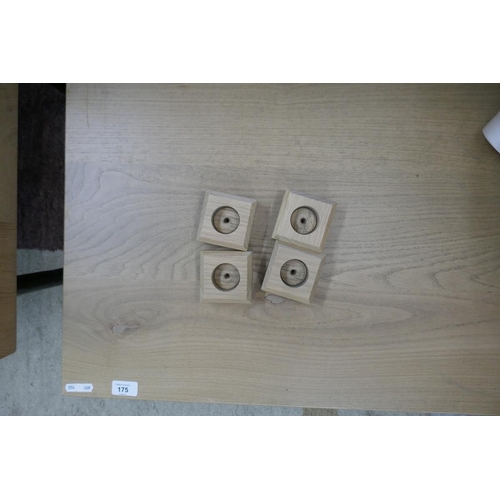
(0, 84, 17, 360)
(63, 84, 500, 414)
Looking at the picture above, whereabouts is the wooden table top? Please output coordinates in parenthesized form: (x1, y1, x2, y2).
(0, 84, 17, 360)
(63, 84, 500, 414)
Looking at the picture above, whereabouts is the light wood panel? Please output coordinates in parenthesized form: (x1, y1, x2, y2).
(63, 84, 500, 414)
(0, 84, 17, 359)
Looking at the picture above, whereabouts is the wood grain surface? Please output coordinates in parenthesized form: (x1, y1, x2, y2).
(0, 84, 17, 359)
(63, 84, 500, 414)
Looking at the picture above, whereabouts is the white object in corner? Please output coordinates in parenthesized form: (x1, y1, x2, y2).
(65, 383, 93, 393)
(483, 111, 500, 154)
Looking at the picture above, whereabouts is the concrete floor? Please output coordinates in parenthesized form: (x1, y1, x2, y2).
(0, 250, 442, 415)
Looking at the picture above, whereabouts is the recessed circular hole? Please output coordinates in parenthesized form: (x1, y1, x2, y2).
(280, 259, 308, 287)
(212, 206, 240, 234)
(290, 207, 318, 235)
(212, 263, 240, 291)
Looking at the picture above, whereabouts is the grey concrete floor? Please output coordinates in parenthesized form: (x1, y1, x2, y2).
(1, 250, 442, 415)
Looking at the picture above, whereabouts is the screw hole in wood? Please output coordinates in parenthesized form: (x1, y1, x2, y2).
(280, 259, 308, 287)
(212, 263, 240, 291)
(290, 206, 318, 235)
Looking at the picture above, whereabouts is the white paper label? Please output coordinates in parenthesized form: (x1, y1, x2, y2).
(112, 380, 138, 397)
(65, 383, 93, 393)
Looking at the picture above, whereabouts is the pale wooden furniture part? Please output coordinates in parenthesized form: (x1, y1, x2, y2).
(0, 84, 17, 360)
(63, 84, 500, 414)
(201, 251, 252, 303)
(272, 189, 337, 253)
(197, 191, 257, 251)
(261, 242, 325, 304)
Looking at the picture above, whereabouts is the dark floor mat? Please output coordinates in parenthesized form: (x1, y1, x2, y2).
(17, 83, 65, 251)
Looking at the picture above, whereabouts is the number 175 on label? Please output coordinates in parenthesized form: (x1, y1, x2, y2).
(112, 380, 138, 397)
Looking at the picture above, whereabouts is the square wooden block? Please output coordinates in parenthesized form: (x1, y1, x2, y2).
(262, 242, 325, 305)
(272, 189, 337, 253)
(201, 251, 253, 303)
(197, 191, 257, 251)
